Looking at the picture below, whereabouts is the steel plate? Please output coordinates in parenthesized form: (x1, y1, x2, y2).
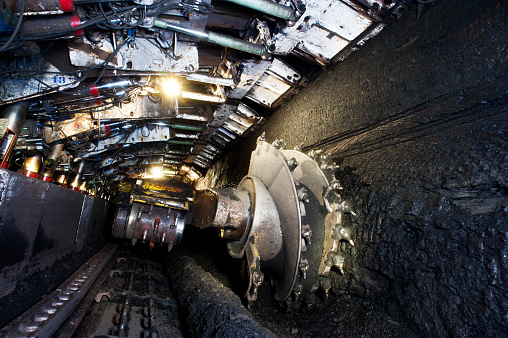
(248, 141, 301, 301)
(228, 176, 281, 260)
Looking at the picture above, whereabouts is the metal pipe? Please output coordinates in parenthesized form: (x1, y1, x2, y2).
(186, 73, 236, 87)
(79, 180, 87, 192)
(164, 159, 182, 165)
(0, 101, 30, 168)
(42, 142, 64, 181)
(221, 0, 297, 21)
(172, 124, 203, 131)
(153, 20, 208, 38)
(167, 139, 194, 146)
(23, 154, 42, 178)
(69, 160, 86, 191)
(21, 13, 84, 36)
(95, 80, 131, 90)
(180, 91, 226, 103)
(54, 171, 68, 186)
(5, 0, 75, 15)
(206, 31, 269, 57)
(174, 133, 199, 139)
(153, 19, 269, 57)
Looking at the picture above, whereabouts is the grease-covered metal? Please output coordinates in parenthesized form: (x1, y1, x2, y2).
(0, 244, 117, 338)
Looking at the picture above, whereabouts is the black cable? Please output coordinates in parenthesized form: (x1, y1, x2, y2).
(22, 4, 136, 40)
(40, 85, 140, 118)
(5, 1, 209, 42)
(89, 37, 131, 88)
(0, 0, 25, 52)
(137, 29, 176, 60)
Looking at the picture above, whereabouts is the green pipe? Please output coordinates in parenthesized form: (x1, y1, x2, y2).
(153, 19, 269, 57)
(222, 0, 297, 21)
(167, 139, 195, 146)
(206, 31, 269, 57)
(172, 124, 203, 131)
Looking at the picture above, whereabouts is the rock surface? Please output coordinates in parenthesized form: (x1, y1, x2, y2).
(204, 0, 508, 336)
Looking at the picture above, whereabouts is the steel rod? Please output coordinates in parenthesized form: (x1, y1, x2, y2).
(153, 19, 269, 57)
(221, 0, 297, 21)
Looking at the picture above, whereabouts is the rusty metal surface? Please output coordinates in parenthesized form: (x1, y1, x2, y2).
(211, 188, 249, 230)
(68, 37, 199, 72)
(268, 0, 379, 65)
(244, 59, 300, 108)
(20, 14, 78, 35)
(0, 56, 80, 104)
(227, 60, 272, 100)
(191, 189, 218, 229)
(192, 187, 251, 240)
(5, 0, 65, 15)
(42, 95, 181, 143)
(130, 179, 194, 210)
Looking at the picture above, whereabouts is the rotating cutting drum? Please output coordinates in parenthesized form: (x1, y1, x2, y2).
(191, 139, 354, 304)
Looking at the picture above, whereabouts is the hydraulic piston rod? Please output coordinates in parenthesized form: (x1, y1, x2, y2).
(222, 0, 298, 21)
(69, 160, 86, 191)
(42, 142, 65, 182)
(0, 101, 30, 168)
(153, 19, 269, 58)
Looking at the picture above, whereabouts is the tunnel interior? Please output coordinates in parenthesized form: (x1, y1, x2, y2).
(0, 0, 507, 337)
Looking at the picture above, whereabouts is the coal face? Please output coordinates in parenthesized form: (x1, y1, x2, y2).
(202, 0, 508, 336)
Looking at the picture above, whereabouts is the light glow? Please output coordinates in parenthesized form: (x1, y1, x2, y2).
(146, 165, 164, 178)
(160, 78, 181, 97)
